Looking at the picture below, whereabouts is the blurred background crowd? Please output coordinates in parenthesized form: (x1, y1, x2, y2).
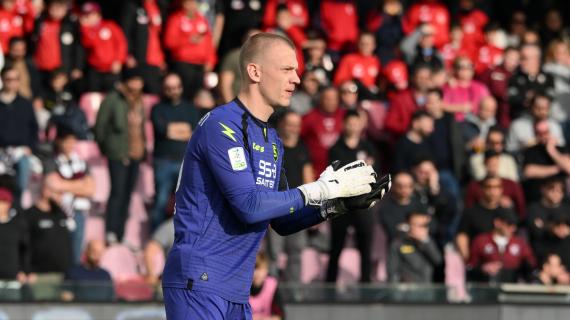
(1, 0, 570, 309)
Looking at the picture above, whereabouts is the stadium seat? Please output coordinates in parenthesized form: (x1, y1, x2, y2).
(99, 245, 140, 281)
(123, 191, 150, 249)
(445, 245, 468, 302)
(79, 92, 105, 128)
(337, 248, 361, 285)
(115, 278, 154, 302)
(301, 248, 329, 284)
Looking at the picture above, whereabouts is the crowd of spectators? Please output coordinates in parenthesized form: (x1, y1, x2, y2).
(1, 0, 570, 306)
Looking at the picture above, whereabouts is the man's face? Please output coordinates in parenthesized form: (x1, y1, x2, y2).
(413, 68, 432, 92)
(163, 75, 183, 101)
(393, 173, 414, 200)
(279, 112, 301, 140)
(181, 0, 198, 14)
(455, 59, 474, 81)
(486, 131, 505, 153)
(339, 82, 358, 107)
(413, 161, 435, 186)
(482, 178, 503, 203)
(1, 69, 20, 93)
(495, 219, 516, 237)
(57, 135, 77, 156)
(535, 121, 551, 145)
(416, 116, 434, 137)
(80, 12, 101, 26)
(358, 34, 376, 56)
(301, 72, 319, 95)
(9, 41, 26, 60)
(258, 42, 300, 108)
(520, 46, 541, 73)
(531, 96, 550, 120)
(408, 214, 431, 239)
(425, 92, 442, 115)
(87, 240, 105, 265)
(319, 88, 339, 113)
(543, 182, 564, 205)
(544, 255, 564, 277)
(344, 115, 364, 138)
(503, 50, 520, 71)
(125, 77, 144, 95)
(479, 97, 497, 120)
(48, 2, 68, 20)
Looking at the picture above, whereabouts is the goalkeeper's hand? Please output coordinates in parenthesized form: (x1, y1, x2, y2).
(298, 160, 376, 206)
(320, 173, 391, 220)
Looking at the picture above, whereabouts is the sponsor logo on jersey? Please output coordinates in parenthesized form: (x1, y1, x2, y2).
(228, 147, 247, 171)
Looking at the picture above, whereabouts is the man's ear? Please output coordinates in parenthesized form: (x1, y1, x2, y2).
(246, 63, 261, 83)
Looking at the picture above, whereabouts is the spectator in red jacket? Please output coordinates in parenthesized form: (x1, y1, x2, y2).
(318, 0, 359, 57)
(382, 59, 409, 93)
(301, 86, 345, 174)
(456, 0, 489, 58)
(384, 64, 431, 139)
(474, 24, 504, 75)
(334, 32, 380, 90)
(402, 0, 450, 49)
(79, 1, 127, 92)
(121, 0, 165, 94)
(0, 0, 28, 52)
(467, 209, 536, 283)
(164, 0, 216, 100)
(478, 47, 520, 128)
(464, 150, 526, 220)
(31, 0, 83, 93)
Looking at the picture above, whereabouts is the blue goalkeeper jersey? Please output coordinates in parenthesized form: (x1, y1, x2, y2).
(162, 99, 323, 303)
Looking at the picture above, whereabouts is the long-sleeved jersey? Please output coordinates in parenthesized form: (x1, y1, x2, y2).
(162, 99, 323, 303)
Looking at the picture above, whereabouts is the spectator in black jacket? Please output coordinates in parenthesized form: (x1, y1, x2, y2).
(388, 211, 442, 283)
(393, 110, 435, 172)
(0, 65, 38, 204)
(0, 176, 29, 282)
(121, 0, 165, 94)
(326, 110, 379, 283)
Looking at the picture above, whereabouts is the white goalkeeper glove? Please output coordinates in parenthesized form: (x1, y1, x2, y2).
(297, 160, 376, 206)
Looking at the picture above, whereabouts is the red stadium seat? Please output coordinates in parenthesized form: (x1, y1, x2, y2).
(100, 244, 140, 281)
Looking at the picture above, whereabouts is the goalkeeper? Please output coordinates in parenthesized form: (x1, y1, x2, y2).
(162, 33, 391, 320)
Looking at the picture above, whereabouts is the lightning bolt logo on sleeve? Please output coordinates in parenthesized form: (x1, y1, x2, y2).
(219, 122, 237, 142)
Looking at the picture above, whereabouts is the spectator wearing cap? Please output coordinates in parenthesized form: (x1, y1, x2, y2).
(388, 211, 442, 283)
(31, 0, 83, 93)
(469, 126, 519, 181)
(43, 127, 95, 264)
(465, 150, 526, 220)
(402, 0, 450, 49)
(392, 110, 434, 173)
(94, 68, 145, 244)
(384, 64, 431, 138)
(365, 0, 404, 65)
(0, 175, 30, 282)
(0, 65, 38, 204)
(290, 70, 319, 115)
(79, 1, 128, 92)
(456, 0, 488, 59)
(477, 47, 520, 128)
(507, 93, 565, 155)
(456, 176, 518, 261)
(317, 0, 359, 59)
(507, 44, 555, 121)
(150, 72, 199, 231)
(467, 209, 536, 283)
(400, 23, 444, 70)
(164, 0, 216, 100)
(527, 177, 570, 264)
(121, 0, 165, 94)
(301, 86, 345, 174)
(334, 32, 381, 90)
(443, 56, 491, 122)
